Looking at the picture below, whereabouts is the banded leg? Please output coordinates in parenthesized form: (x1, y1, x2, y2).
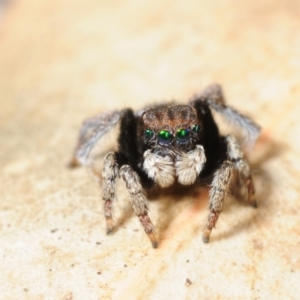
(203, 161, 233, 243)
(102, 152, 119, 234)
(203, 135, 257, 243)
(119, 165, 158, 248)
(226, 135, 257, 207)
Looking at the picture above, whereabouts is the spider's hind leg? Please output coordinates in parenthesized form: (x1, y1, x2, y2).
(190, 84, 261, 148)
(68, 110, 123, 170)
(190, 83, 225, 106)
(226, 135, 257, 208)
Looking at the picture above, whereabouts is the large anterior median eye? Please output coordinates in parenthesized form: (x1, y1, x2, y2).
(176, 128, 190, 142)
(158, 130, 172, 143)
(144, 129, 154, 138)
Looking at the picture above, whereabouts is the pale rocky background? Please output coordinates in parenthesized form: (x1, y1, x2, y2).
(1, 1, 300, 299)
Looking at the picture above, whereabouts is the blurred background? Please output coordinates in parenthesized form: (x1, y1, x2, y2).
(0, 1, 300, 299)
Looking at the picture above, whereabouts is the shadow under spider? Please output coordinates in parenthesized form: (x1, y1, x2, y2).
(249, 135, 285, 208)
(112, 184, 208, 239)
(148, 185, 208, 235)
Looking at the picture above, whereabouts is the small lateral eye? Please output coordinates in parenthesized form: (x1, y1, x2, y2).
(176, 128, 190, 142)
(158, 130, 172, 143)
(192, 124, 201, 132)
(144, 129, 154, 138)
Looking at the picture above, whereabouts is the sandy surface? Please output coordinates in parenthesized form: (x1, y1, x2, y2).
(1, 0, 300, 299)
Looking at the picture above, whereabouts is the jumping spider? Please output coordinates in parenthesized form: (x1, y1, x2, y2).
(69, 84, 261, 248)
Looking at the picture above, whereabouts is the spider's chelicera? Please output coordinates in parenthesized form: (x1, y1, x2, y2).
(69, 84, 261, 248)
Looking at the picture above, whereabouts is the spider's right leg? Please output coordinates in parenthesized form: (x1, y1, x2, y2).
(120, 164, 158, 248)
(102, 152, 119, 234)
(68, 110, 123, 169)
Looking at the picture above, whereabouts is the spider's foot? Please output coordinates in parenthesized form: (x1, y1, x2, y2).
(203, 236, 210, 243)
(138, 214, 158, 248)
(202, 229, 211, 243)
(247, 193, 258, 208)
(67, 156, 80, 168)
(152, 241, 158, 249)
(250, 199, 258, 208)
(106, 227, 114, 235)
(147, 231, 159, 249)
(106, 217, 114, 235)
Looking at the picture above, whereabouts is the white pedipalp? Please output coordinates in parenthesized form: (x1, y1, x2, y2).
(175, 145, 206, 185)
(143, 145, 206, 187)
(143, 149, 175, 188)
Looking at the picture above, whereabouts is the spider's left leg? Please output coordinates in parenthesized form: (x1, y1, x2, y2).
(119, 165, 158, 248)
(203, 135, 256, 243)
(190, 84, 261, 148)
(203, 160, 233, 243)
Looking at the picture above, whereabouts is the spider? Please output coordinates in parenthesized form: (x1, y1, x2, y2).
(69, 84, 261, 248)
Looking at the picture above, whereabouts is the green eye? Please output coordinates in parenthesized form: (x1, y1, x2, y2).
(144, 129, 154, 138)
(176, 129, 190, 142)
(158, 130, 172, 144)
(192, 124, 201, 132)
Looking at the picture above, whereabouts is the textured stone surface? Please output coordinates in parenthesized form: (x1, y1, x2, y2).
(1, 0, 300, 299)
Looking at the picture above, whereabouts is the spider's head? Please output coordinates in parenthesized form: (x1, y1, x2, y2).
(141, 104, 202, 154)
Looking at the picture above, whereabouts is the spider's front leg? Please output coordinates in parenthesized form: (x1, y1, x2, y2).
(203, 161, 233, 243)
(203, 135, 257, 243)
(119, 165, 158, 248)
(102, 152, 119, 234)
